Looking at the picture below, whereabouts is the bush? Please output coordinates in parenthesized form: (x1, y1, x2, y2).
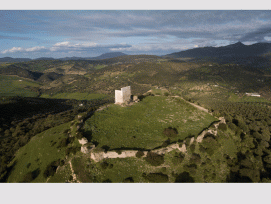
(75, 132, 83, 139)
(190, 144, 195, 153)
(189, 153, 201, 164)
(57, 137, 74, 148)
(115, 150, 122, 155)
(143, 172, 169, 183)
(21, 168, 40, 183)
(100, 161, 109, 169)
(199, 145, 206, 153)
(172, 152, 185, 165)
(144, 152, 164, 166)
(174, 171, 195, 183)
(161, 139, 170, 147)
(163, 127, 178, 138)
(101, 145, 110, 153)
(218, 123, 227, 131)
(164, 92, 169, 96)
(43, 161, 59, 178)
(65, 147, 80, 156)
(228, 122, 237, 131)
(184, 164, 197, 174)
(136, 151, 145, 158)
(123, 177, 134, 183)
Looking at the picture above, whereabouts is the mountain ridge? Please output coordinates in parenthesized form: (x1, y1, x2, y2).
(0, 52, 127, 63)
(165, 42, 271, 59)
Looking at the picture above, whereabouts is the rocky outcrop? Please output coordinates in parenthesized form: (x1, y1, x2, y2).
(81, 144, 95, 154)
(78, 137, 88, 145)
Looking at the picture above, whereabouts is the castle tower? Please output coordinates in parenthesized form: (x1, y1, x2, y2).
(115, 86, 131, 104)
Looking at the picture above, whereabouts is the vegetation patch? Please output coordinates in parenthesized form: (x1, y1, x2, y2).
(0, 75, 40, 97)
(144, 152, 164, 166)
(143, 172, 169, 183)
(6, 122, 79, 182)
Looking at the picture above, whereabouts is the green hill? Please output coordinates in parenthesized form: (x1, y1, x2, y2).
(84, 96, 217, 150)
(6, 121, 81, 183)
(0, 75, 41, 97)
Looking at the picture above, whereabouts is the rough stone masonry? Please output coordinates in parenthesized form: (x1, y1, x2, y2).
(115, 86, 131, 104)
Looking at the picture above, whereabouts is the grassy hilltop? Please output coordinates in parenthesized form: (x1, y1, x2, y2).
(85, 96, 216, 150)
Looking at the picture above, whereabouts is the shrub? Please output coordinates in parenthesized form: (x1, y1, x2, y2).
(163, 127, 178, 138)
(57, 137, 71, 148)
(100, 161, 109, 169)
(184, 164, 197, 174)
(21, 168, 40, 182)
(123, 177, 134, 183)
(21, 172, 34, 182)
(161, 139, 170, 147)
(75, 132, 83, 139)
(65, 147, 80, 156)
(199, 145, 206, 153)
(102, 179, 112, 183)
(218, 123, 227, 131)
(115, 150, 122, 155)
(43, 161, 59, 178)
(136, 151, 145, 158)
(164, 92, 169, 96)
(143, 172, 169, 183)
(172, 152, 185, 165)
(228, 122, 237, 131)
(189, 153, 201, 164)
(144, 152, 164, 166)
(174, 171, 195, 183)
(101, 145, 110, 153)
(190, 144, 195, 153)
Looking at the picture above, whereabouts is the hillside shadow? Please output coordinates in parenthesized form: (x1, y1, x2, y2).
(0, 160, 17, 182)
(226, 171, 253, 183)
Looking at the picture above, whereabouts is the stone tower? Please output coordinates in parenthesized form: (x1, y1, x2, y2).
(115, 86, 131, 104)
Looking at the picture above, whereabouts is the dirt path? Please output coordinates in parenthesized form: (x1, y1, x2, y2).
(69, 160, 80, 183)
(171, 95, 209, 113)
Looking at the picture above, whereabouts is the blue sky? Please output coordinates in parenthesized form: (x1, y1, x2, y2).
(1, 10, 271, 58)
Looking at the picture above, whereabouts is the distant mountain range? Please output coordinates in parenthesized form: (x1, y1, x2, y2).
(165, 42, 271, 59)
(0, 57, 32, 63)
(2, 42, 271, 63)
(0, 52, 127, 63)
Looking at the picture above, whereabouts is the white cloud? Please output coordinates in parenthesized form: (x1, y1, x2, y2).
(25, 46, 46, 52)
(264, 36, 271, 41)
(1, 47, 23, 54)
(1, 41, 132, 57)
(1, 46, 46, 54)
(49, 41, 98, 51)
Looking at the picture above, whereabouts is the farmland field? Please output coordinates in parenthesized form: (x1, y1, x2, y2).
(0, 75, 40, 97)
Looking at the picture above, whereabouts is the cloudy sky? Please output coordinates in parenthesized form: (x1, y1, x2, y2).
(1, 10, 271, 58)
